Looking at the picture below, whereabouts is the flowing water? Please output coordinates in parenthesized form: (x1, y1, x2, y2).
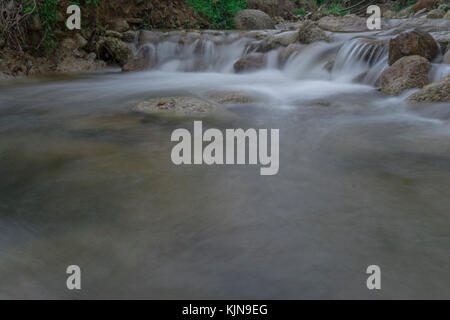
(1, 28, 450, 299)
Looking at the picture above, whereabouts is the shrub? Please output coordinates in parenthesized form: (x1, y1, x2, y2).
(187, 0, 248, 29)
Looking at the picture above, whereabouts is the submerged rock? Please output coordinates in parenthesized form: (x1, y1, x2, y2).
(278, 44, 303, 65)
(407, 75, 450, 102)
(298, 21, 330, 44)
(234, 9, 275, 30)
(108, 19, 130, 33)
(388, 29, 439, 65)
(411, 0, 438, 12)
(381, 55, 431, 95)
(135, 97, 234, 119)
(204, 91, 258, 104)
(233, 54, 267, 73)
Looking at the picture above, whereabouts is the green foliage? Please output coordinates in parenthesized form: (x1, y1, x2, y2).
(38, 0, 58, 54)
(22, 0, 36, 14)
(392, 0, 416, 12)
(187, 0, 248, 29)
(295, 8, 306, 16)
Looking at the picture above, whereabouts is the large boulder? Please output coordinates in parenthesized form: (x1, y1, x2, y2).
(317, 15, 367, 33)
(138, 31, 163, 47)
(234, 9, 275, 30)
(381, 55, 431, 95)
(388, 29, 439, 65)
(266, 31, 299, 49)
(247, 0, 296, 20)
(298, 21, 330, 44)
(407, 75, 450, 102)
(135, 97, 224, 118)
(99, 37, 132, 66)
(233, 54, 267, 73)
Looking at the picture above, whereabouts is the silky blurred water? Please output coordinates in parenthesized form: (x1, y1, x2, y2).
(0, 33, 450, 299)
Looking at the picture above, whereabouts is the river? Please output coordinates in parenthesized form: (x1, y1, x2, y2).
(0, 27, 450, 299)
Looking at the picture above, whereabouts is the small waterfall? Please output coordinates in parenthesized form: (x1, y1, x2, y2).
(332, 38, 389, 85)
(133, 31, 396, 88)
(136, 31, 251, 72)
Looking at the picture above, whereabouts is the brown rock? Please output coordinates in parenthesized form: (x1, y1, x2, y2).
(381, 55, 431, 95)
(108, 19, 130, 33)
(389, 29, 439, 65)
(233, 54, 267, 73)
(234, 9, 275, 30)
(407, 75, 450, 102)
(410, 0, 438, 12)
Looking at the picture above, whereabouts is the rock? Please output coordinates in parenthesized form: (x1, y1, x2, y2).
(233, 54, 267, 73)
(266, 31, 299, 49)
(427, 9, 446, 19)
(122, 31, 137, 43)
(100, 37, 132, 65)
(105, 30, 123, 38)
(122, 46, 153, 72)
(386, 18, 450, 33)
(381, 55, 431, 95)
(411, 0, 438, 12)
(178, 32, 202, 45)
(430, 31, 450, 52)
(85, 52, 97, 62)
(445, 11, 450, 19)
(318, 15, 368, 33)
(407, 75, 450, 102)
(56, 56, 106, 73)
(242, 30, 272, 40)
(108, 19, 130, 33)
(0, 72, 12, 80)
(126, 18, 143, 25)
(135, 97, 225, 118)
(70, 114, 142, 131)
(388, 29, 439, 65)
(414, 8, 428, 17)
(74, 33, 88, 48)
(247, 0, 296, 20)
(204, 91, 258, 104)
(324, 59, 335, 72)
(138, 30, 163, 47)
(0, 35, 5, 49)
(278, 44, 302, 65)
(383, 10, 394, 19)
(444, 51, 450, 64)
(234, 9, 275, 30)
(29, 15, 42, 31)
(298, 21, 330, 44)
(60, 38, 78, 51)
